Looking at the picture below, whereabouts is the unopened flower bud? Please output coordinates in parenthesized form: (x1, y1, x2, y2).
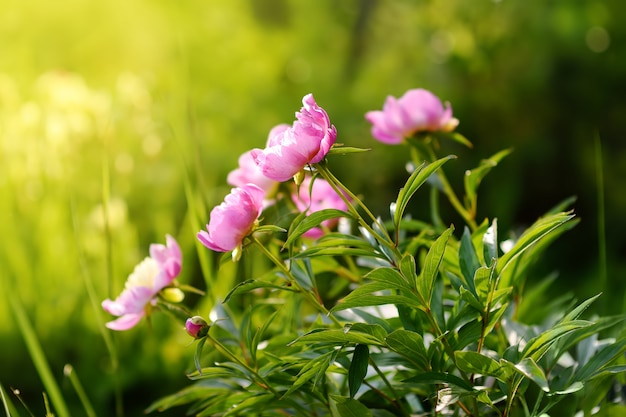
(185, 316, 209, 339)
(161, 287, 185, 303)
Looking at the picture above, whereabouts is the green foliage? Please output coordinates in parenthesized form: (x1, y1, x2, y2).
(145, 114, 625, 416)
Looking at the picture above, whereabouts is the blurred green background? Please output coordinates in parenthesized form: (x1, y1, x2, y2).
(1, 0, 624, 415)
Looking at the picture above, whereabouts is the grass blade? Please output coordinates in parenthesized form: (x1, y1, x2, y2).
(63, 365, 97, 417)
(0, 383, 15, 417)
(5, 281, 70, 417)
(69, 199, 122, 417)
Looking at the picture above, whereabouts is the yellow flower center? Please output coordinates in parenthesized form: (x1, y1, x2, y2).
(126, 257, 160, 289)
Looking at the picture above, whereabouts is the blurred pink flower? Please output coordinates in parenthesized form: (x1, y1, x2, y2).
(102, 235, 182, 330)
(197, 184, 265, 252)
(293, 177, 349, 239)
(251, 94, 337, 182)
(365, 88, 459, 145)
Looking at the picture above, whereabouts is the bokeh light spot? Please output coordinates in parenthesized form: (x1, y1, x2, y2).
(115, 152, 134, 174)
(586, 26, 610, 53)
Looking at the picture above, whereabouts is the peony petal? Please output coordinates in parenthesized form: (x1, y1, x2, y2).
(105, 313, 145, 331)
(198, 184, 265, 252)
(365, 88, 457, 144)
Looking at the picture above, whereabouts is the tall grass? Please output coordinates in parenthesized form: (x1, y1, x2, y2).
(4, 278, 70, 417)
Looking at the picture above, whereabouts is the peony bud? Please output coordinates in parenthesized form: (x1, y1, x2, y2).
(185, 316, 210, 339)
(161, 287, 185, 303)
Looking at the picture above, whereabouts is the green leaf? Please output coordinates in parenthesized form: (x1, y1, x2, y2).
(291, 328, 385, 346)
(453, 304, 507, 350)
(417, 226, 454, 308)
(223, 392, 275, 417)
(195, 392, 239, 417)
(368, 266, 414, 292)
(253, 224, 287, 234)
(187, 365, 247, 381)
(283, 209, 309, 254)
(282, 350, 334, 398)
(505, 357, 550, 392)
(194, 337, 207, 375)
(250, 311, 279, 366)
(316, 234, 379, 250)
(559, 293, 601, 323)
(331, 279, 422, 312)
(455, 351, 507, 381)
(459, 226, 480, 292)
(473, 265, 493, 302)
(399, 254, 419, 291)
(459, 286, 485, 313)
(464, 149, 512, 213)
(286, 208, 354, 246)
(552, 314, 624, 362)
(403, 372, 474, 391)
(522, 320, 592, 361)
(222, 279, 295, 303)
(591, 365, 626, 376)
(482, 218, 498, 264)
(332, 293, 423, 313)
(396, 304, 424, 333)
(497, 211, 575, 276)
(294, 246, 386, 259)
(145, 382, 231, 413)
(550, 381, 585, 395)
(573, 338, 626, 382)
(345, 323, 388, 343)
(328, 145, 371, 155)
(393, 155, 456, 231)
(289, 258, 316, 291)
(349, 344, 369, 399)
(545, 195, 578, 215)
(385, 329, 429, 372)
(332, 397, 374, 417)
(449, 132, 473, 148)
(348, 309, 395, 334)
(500, 218, 578, 290)
(430, 272, 446, 330)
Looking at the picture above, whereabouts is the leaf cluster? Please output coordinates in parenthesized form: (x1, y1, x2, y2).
(153, 139, 625, 417)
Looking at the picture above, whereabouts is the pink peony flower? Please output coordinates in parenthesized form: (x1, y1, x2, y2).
(251, 94, 337, 182)
(365, 88, 459, 145)
(197, 184, 265, 253)
(293, 177, 349, 239)
(227, 133, 282, 196)
(102, 235, 182, 330)
(293, 94, 337, 164)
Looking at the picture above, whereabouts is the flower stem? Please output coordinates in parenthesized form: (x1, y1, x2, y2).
(411, 140, 477, 231)
(249, 236, 342, 327)
(207, 333, 280, 396)
(315, 163, 401, 259)
(369, 358, 408, 415)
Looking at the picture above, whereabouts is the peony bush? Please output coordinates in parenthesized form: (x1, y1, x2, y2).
(104, 90, 625, 417)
